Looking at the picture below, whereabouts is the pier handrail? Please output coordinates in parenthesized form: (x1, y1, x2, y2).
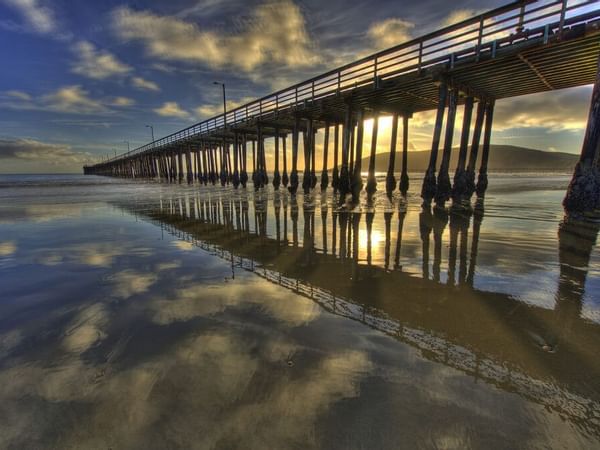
(93, 0, 599, 166)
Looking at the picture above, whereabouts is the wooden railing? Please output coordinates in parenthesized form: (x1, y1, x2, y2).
(95, 0, 599, 166)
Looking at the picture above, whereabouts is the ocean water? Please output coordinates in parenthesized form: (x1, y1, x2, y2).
(0, 173, 599, 449)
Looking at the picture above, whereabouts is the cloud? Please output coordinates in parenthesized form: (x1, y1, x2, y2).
(111, 96, 135, 107)
(1, 85, 122, 115)
(442, 9, 478, 27)
(131, 76, 160, 92)
(41, 85, 107, 114)
(1, 0, 56, 34)
(111, 0, 320, 72)
(154, 101, 191, 119)
(0, 138, 93, 164)
(0, 241, 17, 256)
(367, 18, 414, 49)
(70, 41, 132, 80)
(5, 90, 30, 101)
(62, 303, 108, 353)
(494, 87, 591, 132)
(109, 270, 158, 299)
(194, 96, 254, 119)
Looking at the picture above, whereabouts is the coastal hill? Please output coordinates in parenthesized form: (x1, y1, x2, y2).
(359, 145, 579, 172)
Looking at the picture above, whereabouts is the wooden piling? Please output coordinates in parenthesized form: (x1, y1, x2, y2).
(421, 83, 448, 205)
(366, 114, 379, 199)
(321, 123, 330, 191)
(465, 101, 485, 198)
(435, 88, 459, 206)
(273, 132, 281, 190)
(282, 135, 289, 188)
(233, 133, 240, 188)
(564, 53, 600, 215)
(332, 124, 340, 192)
(400, 115, 410, 196)
(351, 110, 365, 203)
(452, 96, 475, 204)
(289, 117, 300, 195)
(386, 113, 399, 197)
(476, 99, 495, 197)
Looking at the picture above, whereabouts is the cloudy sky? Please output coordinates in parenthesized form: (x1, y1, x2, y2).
(0, 0, 592, 173)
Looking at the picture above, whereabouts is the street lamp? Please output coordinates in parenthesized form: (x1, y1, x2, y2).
(213, 81, 226, 127)
(145, 124, 154, 142)
(123, 140, 130, 153)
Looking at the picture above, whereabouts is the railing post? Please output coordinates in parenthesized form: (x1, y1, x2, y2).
(418, 40, 423, 74)
(559, 0, 567, 34)
(337, 71, 341, 93)
(476, 17, 484, 61)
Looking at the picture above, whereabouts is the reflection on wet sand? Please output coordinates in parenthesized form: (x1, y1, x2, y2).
(117, 190, 600, 438)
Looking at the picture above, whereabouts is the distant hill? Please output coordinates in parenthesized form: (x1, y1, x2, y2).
(359, 145, 578, 172)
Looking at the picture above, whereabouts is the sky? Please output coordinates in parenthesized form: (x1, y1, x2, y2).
(0, 0, 593, 173)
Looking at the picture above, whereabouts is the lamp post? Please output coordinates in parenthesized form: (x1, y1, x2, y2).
(213, 81, 226, 126)
(123, 140, 130, 153)
(145, 124, 154, 142)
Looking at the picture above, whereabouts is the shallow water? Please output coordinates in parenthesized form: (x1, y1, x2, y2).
(0, 173, 599, 449)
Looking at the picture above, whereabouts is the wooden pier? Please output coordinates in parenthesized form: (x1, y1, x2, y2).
(84, 0, 600, 214)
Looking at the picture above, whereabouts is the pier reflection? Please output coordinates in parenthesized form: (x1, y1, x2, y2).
(117, 191, 600, 437)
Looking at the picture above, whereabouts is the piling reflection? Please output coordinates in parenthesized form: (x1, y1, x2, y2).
(115, 190, 600, 438)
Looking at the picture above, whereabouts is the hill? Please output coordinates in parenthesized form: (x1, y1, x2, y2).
(358, 145, 578, 172)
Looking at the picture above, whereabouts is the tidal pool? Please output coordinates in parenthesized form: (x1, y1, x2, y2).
(0, 173, 599, 449)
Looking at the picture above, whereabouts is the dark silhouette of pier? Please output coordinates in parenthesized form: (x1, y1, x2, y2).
(84, 1, 600, 215)
(114, 191, 600, 437)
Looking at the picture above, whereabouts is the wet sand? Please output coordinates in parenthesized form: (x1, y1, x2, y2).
(0, 173, 599, 449)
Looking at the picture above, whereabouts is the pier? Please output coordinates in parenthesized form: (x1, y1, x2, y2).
(84, 0, 600, 214)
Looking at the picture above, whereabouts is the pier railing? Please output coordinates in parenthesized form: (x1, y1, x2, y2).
(100, 0, 599, 165)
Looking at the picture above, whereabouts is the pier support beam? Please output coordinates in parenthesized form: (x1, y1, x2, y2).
(303, 120, 313, 195)
(435, 88, 458, 207)
(273, 132, 281, 190)
(476, 99, 495, 197)
(386, 113, 399, 197)
(564, 57, 600, 216)
(400, 115, 410, 196)
(452, 96, 475, 204)
(332, 124, 340, 193)
(351, 110, 365, 203)
(366, 113, 379, 199)
(241, 135, 248, 187)
(233, 133, 240, 188)
(421, 84, 448, 206)
(321, 123, 330, 191)
(289, 118, 300, 195)
(282, 135, 289, 188)
(464, 101, 485, 199)
(339, 108, 352, 200)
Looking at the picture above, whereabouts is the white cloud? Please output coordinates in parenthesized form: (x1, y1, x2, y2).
(71, 41, 132, 80)
(154, 101, 191, 119)
(494, 87, 591, 132)
(5, 90, 31, 101)
(109, 270, 158, 299)
(111, 0, 320, 72)
(1, 0, 56, 34)
(194, 96, 254, 119)
(367, 18, 414, 49)
(1, 85, 122, 115)
(442, 9, 478, 27)
(0, 138, 93, 164)
(0, 241, 17, 256)
(111, 96, 135, 107)
(131, 76, 160, 92)
(41, 85, 107, 114)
